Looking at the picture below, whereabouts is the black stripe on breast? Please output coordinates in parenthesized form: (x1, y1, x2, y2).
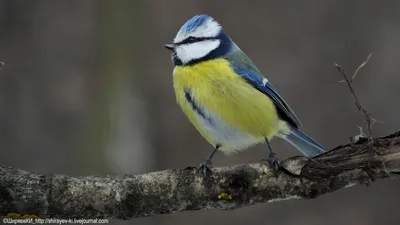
(184, 89, 215, 126)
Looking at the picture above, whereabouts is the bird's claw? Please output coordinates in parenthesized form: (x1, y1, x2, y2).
(268, 151, 280, 173)
(198, 159, 213, 176)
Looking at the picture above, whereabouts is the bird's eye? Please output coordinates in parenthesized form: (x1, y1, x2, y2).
(185, 36, 198, 43)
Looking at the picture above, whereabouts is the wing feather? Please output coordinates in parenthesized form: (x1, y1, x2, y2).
(225, 51, 301, 128)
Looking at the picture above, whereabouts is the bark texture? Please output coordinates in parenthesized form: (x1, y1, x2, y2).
(1, 131, 400, 219)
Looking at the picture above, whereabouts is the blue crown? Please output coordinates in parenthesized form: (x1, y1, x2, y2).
(179, 14, 214, 33)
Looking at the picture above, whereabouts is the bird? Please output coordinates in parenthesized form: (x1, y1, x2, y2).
(164, 14, 326, 171)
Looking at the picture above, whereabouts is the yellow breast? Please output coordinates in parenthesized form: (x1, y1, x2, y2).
(173, 58, 282, 153)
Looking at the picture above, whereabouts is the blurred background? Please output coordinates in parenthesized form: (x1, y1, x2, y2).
(1, 0, 400, 224)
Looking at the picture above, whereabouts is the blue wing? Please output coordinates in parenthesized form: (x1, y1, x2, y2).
(230, 63, 301, 128)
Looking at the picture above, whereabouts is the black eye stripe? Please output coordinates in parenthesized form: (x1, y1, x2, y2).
(175, 36, 214, 45)
(185, 36, 199, 43)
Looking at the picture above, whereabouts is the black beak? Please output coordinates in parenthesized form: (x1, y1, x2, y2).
(164, 43, 174, 50)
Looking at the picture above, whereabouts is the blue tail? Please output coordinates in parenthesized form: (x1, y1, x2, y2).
(283, 127, 326, 157)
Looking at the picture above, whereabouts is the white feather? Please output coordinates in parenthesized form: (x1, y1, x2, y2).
(262, 78, 269, 86)
(175, 40, 220, 64)
(193, 105, 263, 153)
(174, 20, 221, 43)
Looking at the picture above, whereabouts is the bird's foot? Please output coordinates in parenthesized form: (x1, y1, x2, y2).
(198, 159, 213, 176)
(268, 151, 280, 173)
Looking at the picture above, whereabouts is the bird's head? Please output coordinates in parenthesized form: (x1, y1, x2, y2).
(165, 14, 236, 66)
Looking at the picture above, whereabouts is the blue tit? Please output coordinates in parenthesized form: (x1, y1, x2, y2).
(164, 14, 326, 170)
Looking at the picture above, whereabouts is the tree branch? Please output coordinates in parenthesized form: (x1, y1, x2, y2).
(1, 131, 400, 219)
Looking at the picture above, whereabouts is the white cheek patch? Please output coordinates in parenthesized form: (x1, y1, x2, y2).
(174, 20, 221, 43)
(176, 40, 220, 64)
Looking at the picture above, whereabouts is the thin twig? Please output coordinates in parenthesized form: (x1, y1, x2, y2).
(334, 54, 374, 140)
(352, 53, 372, 81)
